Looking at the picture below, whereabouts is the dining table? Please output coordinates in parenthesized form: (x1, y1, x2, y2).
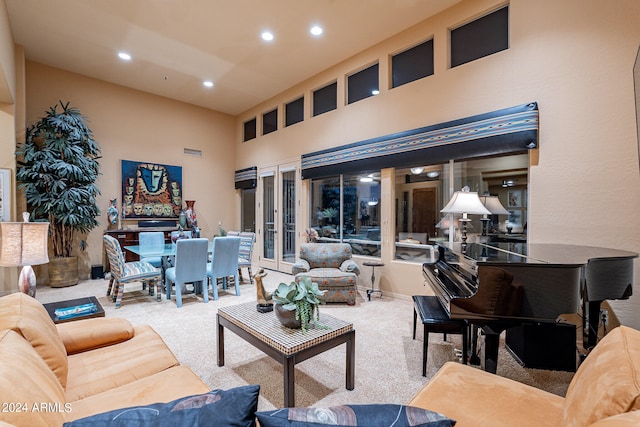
(124, 241, 214, 277)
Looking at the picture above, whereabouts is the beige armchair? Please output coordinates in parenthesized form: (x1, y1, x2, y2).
(292, 243, 360, 305)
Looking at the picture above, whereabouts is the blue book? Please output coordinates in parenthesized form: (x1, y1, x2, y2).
(54, 303, 97, 320)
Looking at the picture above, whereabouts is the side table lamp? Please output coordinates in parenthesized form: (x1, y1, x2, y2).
(479, 194, 510, 236)
(0, 213, 49, 297)
(441, 186, 491, 249)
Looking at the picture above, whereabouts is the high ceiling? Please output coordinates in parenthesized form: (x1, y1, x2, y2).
(5, 0, 460, 116)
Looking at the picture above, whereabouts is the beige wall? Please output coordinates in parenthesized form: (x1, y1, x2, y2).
(1, 0, 640, 327)
(236, 0, 640, 328)
(23, 62, 237, 279)
(0, 0, 15, 104)
(0, 0, 18, 294)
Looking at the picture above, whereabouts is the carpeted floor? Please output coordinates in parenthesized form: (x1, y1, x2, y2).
(35, 269, 575, 411)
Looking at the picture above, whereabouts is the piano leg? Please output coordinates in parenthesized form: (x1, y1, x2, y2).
(482, 329, 500, 374)
(469, 325, 481, 365)
(585, 300, 603, 351)
(473, 322, 513, 374)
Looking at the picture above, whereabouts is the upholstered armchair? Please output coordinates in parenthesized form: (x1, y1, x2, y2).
(292, 243, 360, 305)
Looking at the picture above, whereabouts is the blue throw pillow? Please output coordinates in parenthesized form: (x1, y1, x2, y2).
(256, 404, 455, 427)
(64, 384, 260, 427)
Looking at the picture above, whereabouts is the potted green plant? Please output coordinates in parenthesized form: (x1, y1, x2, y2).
(16, 101, 101, 287)
(272, 277, 328, 334)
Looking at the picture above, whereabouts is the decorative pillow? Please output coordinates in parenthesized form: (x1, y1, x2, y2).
(256, 404, 455, 427)
(63, 384, 260, 427)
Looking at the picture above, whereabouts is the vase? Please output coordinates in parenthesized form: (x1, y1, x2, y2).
(107, 198, 118, 230)
(171, 230, 189, 245)
(179, 211, 187, 228)
(274, 304, 301, 329)
(184, 200, 197, 228)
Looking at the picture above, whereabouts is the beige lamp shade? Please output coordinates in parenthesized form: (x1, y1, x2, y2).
(0, 222, 50, 267)
(441, 188, 491, 217)
(479, 195, 510, 215)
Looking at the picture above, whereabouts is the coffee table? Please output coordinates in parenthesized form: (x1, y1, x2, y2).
(43, 296, 105, 324)
(217, 302, 355, 407)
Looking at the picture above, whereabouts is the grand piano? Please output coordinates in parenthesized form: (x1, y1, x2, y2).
(422, 241, 637, 373)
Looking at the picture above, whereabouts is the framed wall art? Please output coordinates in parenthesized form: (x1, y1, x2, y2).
(121, 160, 182, 219)
(0, 168, 10, 222)
(508, 190, 522, 208)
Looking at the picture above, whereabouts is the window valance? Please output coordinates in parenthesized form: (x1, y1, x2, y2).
(234, 166, 257, 189)
(301, 102, 538, 179)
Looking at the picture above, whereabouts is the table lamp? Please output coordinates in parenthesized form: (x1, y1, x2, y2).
(479, 194, 510, 236)
(0, 213, 49, 297)
(441, 187, 491, 248)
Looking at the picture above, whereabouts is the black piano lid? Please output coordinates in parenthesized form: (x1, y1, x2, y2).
(440, 242, 638, 265)
(439, 242, 547, 264)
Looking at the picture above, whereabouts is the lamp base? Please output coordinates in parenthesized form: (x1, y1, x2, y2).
(480, 217, 490, 236)
(459, 218, 471, 254)
(18, 265, 36, 297)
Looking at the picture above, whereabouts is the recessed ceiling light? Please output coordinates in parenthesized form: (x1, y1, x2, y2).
(261, 31, 274, 41)
(118, 52, 131, 61)
(360, 177, 373, 183)
(203, 80, 214, 88)
(310, 25, 323, 36)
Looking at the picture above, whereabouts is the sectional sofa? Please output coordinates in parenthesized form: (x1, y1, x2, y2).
(1, 291, 639, 426)
(0, 292, 210, 426)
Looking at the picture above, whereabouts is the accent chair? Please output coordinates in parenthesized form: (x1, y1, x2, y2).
(292, 243, 360, 305)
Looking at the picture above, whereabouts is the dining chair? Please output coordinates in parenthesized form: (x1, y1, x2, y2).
(165, 230, 192, 268)
(103, 235, 162, 309)
(237, 232, 256, 283)
(139, 231, 165, 273)
(165, 238, 209, 308)
(206, 236, 241, 300)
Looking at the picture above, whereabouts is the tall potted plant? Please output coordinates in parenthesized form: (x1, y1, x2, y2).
(16, 101, 101, 287)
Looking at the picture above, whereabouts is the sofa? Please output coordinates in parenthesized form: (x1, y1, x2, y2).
(409, 324, 640, 426)
(0, 292, 211, 426)
(292, 243, 360, 305)
(3, 289, 639, 427)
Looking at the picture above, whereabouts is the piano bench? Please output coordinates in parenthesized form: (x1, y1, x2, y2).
(412, 295, 468, 376)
